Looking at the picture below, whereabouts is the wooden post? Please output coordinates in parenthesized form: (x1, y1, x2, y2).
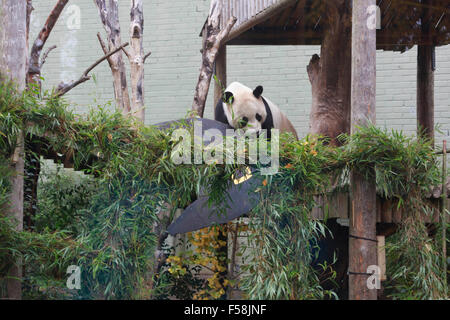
(442, 140, 447, 292)
(349, 0, 378, 300)
(213, 46, 228, 299)
(417, 0, 435, 145)
(214, 46, 227, 104)
(307, 0, 352, 146)
(417, 45, 434, 142)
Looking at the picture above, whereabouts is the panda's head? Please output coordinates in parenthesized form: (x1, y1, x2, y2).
(221, 82, 271, 135)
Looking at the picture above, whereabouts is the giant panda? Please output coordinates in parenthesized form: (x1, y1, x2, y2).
(213, 82, 348, 298)
(214, 82, 298, 140)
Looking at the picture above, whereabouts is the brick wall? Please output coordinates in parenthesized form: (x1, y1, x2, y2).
(30, 0, 449, 145)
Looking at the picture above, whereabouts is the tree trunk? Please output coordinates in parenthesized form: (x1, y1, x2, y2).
(307, 1, 351, 145)
(349, 0, 377, 300)
(129, 0, 145, 122)
(24, 0, 67, 231)
(0, 0, 28, 300)
(94, 0, 131, 115)
(192, 0, 236, 118)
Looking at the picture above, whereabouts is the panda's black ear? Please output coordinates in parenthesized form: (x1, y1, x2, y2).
(223, 91, 234, 104)
(253, 85, 263, 99)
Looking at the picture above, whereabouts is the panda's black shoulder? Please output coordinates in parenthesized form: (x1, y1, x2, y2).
(214, 99, 229, 126)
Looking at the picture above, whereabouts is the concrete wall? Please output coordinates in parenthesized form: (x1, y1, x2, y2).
(30, 0, 449, 144)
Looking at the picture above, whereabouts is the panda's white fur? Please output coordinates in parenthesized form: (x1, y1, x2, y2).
(214, 82, 298, 139)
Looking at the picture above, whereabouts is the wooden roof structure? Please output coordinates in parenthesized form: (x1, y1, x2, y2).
(210, 0, 450, 51)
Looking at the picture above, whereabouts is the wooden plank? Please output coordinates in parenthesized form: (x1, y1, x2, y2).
(377, 236, 387, 281)
(228, 28, 322, 45)
(442, 140, 448, 288)
(417, 53, 435, 140)
(376, 196, 382, 222)
(225, 0, 297, 42)
(235, 0, 239, 25)
(240, 0, 244, 24)
(222, 0, 227, 30)
(349, 0, 378, 300)
(416, 0, 434, 144)
(307, 192, 448, 224)
(382, 199, 392, 223)
(392, 201, 402, 223)
(311, 195, 324, 220)
(335, 192, 349, 219)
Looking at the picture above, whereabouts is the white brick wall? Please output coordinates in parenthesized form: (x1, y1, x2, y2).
(30, 0, 449, 144)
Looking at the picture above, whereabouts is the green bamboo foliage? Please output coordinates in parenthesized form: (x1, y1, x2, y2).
(0, 81, 447, 299)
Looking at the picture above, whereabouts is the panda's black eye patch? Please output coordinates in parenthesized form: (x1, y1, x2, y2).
(255, 113, 262, 121)
(238, 116, 248, 128)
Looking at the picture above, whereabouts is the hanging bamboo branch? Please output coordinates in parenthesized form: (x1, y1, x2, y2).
(192, 0, 236, 118)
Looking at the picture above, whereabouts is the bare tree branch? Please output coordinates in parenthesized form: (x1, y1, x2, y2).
(143, 51, 152, 63)
(96, 32, 108, 55)
(97, 32, 116, 72)
(27, 0, 69, 86)
(94, 0, 131, 115)
(192, 2, 237, 118)
(40, 45, 57, 68)
(121, 46, 131, 60)
(26, 0, 34, 47)
(56, 42, 129, 97)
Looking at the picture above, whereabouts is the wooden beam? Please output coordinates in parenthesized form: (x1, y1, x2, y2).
(227, 27, 437, 47)
(214, 46, 227, 104)
(213, 45, 228, 299)
(417, 45, 434, 142)
(417, 0, 435, 145)
(349, 0, 378, 300)
(228, 28, 323, 45)
(441, 140, 447, 291)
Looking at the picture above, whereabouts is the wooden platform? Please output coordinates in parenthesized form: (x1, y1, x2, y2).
(311, 192, 449, 223)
